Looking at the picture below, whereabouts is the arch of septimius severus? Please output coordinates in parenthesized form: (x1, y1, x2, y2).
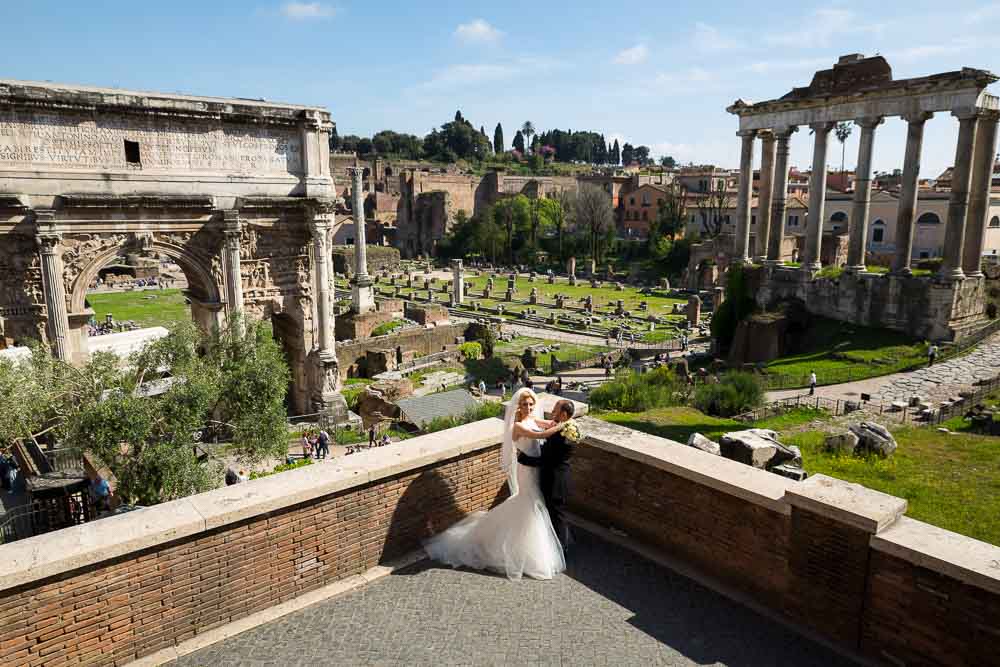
(728, 55, 999, 341)
(0, 80, 346, 418)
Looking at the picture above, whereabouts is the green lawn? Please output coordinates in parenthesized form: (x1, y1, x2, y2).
(363, 273, 689, 342)
(763, 317, 927, 387)
(86, 289, 190, 328)
(597, 405, 1000, 546)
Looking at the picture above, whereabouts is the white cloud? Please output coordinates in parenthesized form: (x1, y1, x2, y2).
(692, 22, 742, 51)
(280, 2, 335, 19)
(965, 3, 1000, 23)
(413, 64, 516, 94)
(613, 44, 649, 65)
(885, 39, 977, 63)
(743, 57, 830, 74)
(765, 9, 883, 48)
(455, 19, 503, 45)
(653, 67, 719, 94)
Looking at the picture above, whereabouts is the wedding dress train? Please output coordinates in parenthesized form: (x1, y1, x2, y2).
(423, 427, 566, 580)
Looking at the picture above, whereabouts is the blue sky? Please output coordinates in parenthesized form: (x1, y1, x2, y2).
(4, 1, 1000, 177)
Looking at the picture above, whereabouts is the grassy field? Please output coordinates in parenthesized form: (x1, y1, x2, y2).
(763, 317, 927, 386)
(598, 405, 1000, 546)
(87, 289, 190, 328)
(357, 273, 689, 342)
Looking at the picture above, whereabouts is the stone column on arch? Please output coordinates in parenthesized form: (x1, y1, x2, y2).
(892, 112, 933, 275)
(804, 122, 833, 272)
(940, 111, 980, 281)
(221, 209, 244, 317)
(755, 131, 777, 262)
(308, 202, 349, 422)
(767, 126, 797, 263)
(347, 166, 375, 313)
(734, 129, 756, 263)
(962, 111, 999, 277)
(846, 116, 884, 272)
(34, 213, 71, 361)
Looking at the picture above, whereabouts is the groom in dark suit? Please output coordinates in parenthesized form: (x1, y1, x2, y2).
(518, 399, 575, 550)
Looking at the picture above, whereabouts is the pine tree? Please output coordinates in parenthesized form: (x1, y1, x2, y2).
(513, 130, 525, 154)
(455, 110, 465, 124)
(494, 123, 504, 153)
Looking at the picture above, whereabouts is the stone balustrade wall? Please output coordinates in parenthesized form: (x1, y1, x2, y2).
(1, 405, 998, 666)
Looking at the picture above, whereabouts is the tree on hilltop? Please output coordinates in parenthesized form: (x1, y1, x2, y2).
(494, 123, 505, 153)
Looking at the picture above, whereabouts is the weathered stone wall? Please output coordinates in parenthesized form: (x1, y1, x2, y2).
(330, 245, 400, 275)
(335, 322, 467, 378)
(756, 266, 988, 341)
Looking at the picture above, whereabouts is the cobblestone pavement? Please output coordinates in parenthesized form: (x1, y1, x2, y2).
(767, 333, 1000, 409)
(873, 335, 1000, 404)
(171, 532, 855, 667)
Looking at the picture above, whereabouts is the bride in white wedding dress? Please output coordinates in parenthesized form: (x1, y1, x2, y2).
(423, 388, 567, 580)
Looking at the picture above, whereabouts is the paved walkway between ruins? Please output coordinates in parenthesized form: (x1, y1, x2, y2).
(766, 332, 1000, 407)
(169, 531, 855, 667)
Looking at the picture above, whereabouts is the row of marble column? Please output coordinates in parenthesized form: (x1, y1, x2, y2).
(734, 109, 1000, 279)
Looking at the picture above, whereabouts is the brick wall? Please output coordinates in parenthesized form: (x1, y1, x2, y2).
(569, 417, 1000, 665)
(0, 426, 507, 667)
(569, 436, 791, 611)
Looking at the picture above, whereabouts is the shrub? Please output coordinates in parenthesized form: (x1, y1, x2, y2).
(459, 341, 483, 360)
(987, 302, 998, 319)
(589, 367, 688, 412)
(249, 457, 313, 480)
(371, 320, 405, 337)
(421, 400, 505, 433)
(693, 371, 764, 417)
(711, 265, 755, 352)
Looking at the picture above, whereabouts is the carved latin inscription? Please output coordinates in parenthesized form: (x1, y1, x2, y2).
(0, 110, 302, 175)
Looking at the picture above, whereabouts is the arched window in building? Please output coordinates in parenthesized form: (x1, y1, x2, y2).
(989, 216, 1000, 228)
(871, 219, 886, 243)
(830, 211, 848, 233)
(917, 212, 941, 225)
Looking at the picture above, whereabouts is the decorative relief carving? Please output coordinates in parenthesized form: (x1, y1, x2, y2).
(60, 233, 128, 293)
(0, 234, 43, 309)
(0, 109, 303, 176)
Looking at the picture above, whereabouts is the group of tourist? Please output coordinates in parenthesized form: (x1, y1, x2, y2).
(300, 428, 331, 460)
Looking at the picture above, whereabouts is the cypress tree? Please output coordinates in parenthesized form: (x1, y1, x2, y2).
(494, 123, 504, 153)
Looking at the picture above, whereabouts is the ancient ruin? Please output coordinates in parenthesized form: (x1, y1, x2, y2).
(728, 55, 999, 340)
(0, 80, 346, 418)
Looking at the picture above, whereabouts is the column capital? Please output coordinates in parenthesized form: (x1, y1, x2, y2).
(808, 121, 835, 133)
(855, 116, 884, 130)
(951, 108, 980, 121)
(902, 111, 933, 125)
(736, 129, 757, 138)
(35, 231, 63, 255)
(758, 129, 776, 142)
(975, 108, 1000, 122)
(220, 209, 241, 237)
(773, 125, 798, 139)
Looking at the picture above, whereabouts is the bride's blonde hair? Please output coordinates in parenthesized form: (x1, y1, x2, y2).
(515, 389, 537, 421)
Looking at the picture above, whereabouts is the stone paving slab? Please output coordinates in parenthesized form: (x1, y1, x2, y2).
(169, 532, 856, 667)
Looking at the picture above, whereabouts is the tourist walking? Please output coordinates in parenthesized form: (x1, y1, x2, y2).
(809, 371, 817, 396)
(368, 425, 377, 448)
(317, 429, 330, 459)
(928, 343, 939, 367)
(6, 457, 18, 494)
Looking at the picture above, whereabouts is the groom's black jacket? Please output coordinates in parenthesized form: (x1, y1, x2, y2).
(518, 429, 572, 545)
